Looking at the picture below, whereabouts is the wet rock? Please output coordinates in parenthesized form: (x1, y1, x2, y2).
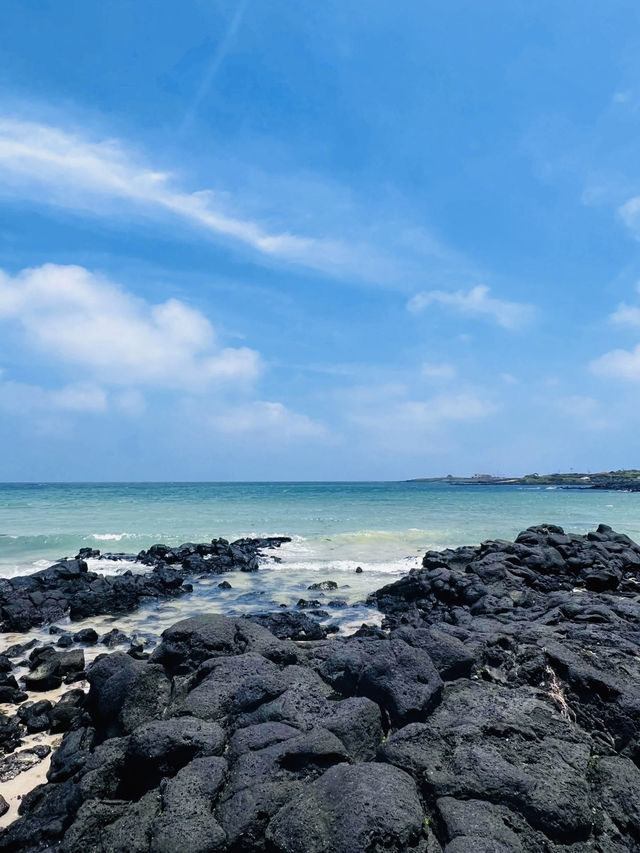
(100, 628, 130, 647)
(128, 641, 149, 660)
(355, 566, 363, 573)
(17, 700, 52, 733)
(307, 580, 338, 591)
(72, 627, 98, 644)
(0, 684, 27, 704)
(24, 648, 86, 690)
(0, 794, 8, 817)
(76, 547, 100, 560)
(0, 712, 22, 754)
(56, 633, 73, 648)
(0, 745, 51, 783)
(296, 597, 322, 608)
(217, 580, 232, 589)
(266, 762, 426, 853)
(1, 537, 290, 633)
(0, 664, 27, 704)
(23, 655, 62, 691)
(4, 638, 37, 659)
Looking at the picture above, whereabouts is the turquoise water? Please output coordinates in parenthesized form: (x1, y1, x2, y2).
(1, 480, 640, 572)
(1, 481, 639, 639)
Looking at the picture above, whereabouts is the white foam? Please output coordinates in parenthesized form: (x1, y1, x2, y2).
(84, 558, 146, 576)
(91, 533, 129, 541)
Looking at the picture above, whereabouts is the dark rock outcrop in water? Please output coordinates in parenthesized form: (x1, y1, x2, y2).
(0, 537, 291, 632)
(3, 525, 640, 850)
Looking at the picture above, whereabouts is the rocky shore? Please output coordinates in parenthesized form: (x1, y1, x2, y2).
(1, 523, 640, 850)
(0, 537, 291, 633)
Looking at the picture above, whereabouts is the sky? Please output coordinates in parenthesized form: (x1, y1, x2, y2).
(1, 0, 640, 480)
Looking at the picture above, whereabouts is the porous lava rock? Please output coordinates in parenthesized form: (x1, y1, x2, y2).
(2, 524, 640, 851)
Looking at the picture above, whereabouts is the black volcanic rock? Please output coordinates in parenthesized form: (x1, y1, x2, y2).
(72, 628, 98, 644)
(0, 537, 291, 633)
(265, 762, 427, 853)
(246, 611, 329, 641)
(3, 525, 640, 852)
(0, 714, 22, 755)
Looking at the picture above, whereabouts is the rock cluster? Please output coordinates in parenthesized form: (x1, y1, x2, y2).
(2, 524, 640, 851)
(0, 537, 291, 632)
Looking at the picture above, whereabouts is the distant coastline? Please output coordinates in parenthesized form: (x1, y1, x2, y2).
(408, 469, 640, 491)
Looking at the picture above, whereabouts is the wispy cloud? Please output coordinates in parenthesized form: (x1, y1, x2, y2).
(0, 117, 362, 275)
(407, 285, 535, 330)
(0, 263, 261, 389)
(421, 362, 456, 381)
(209, 400, 328, 440)
(180, 0, 248, 133)
(349, 390, 498, 437)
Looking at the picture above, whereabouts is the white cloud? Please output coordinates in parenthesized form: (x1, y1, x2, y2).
(351, 391, 498, 433)
(0, 264, 261, 389)
(209, 401, 327, 440)
(421, 362, 456, 381)
(0, 378, 107, 414)
(0, 117, 365, 276)
(500, 372, 518, 385)
(609, 302, 640, 326)
(407, 285, 535, 330)
(618, 196, 640, 237)
(590, 344, 640, 381)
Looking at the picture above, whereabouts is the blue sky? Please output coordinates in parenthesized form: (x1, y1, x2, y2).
(1, 0, 640, 480)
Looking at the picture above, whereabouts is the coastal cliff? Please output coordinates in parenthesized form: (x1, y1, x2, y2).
(1, 524, 640, 850)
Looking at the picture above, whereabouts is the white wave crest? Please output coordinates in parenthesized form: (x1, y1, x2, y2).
(90, 533, 130, 541)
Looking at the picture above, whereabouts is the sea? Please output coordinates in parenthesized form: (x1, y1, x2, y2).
(1, 480, 640, 644)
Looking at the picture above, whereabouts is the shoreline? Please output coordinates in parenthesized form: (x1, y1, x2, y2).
(1, 522, 640, 849)
(408, 468, 640, 491)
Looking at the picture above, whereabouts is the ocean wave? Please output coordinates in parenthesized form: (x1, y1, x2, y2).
(90, 533, 131, 542)
(85, 558, 147, 576)
(267, 556, 419, 576)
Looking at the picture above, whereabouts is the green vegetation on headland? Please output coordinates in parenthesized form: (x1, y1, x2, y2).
(408, 469, 640, 490)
